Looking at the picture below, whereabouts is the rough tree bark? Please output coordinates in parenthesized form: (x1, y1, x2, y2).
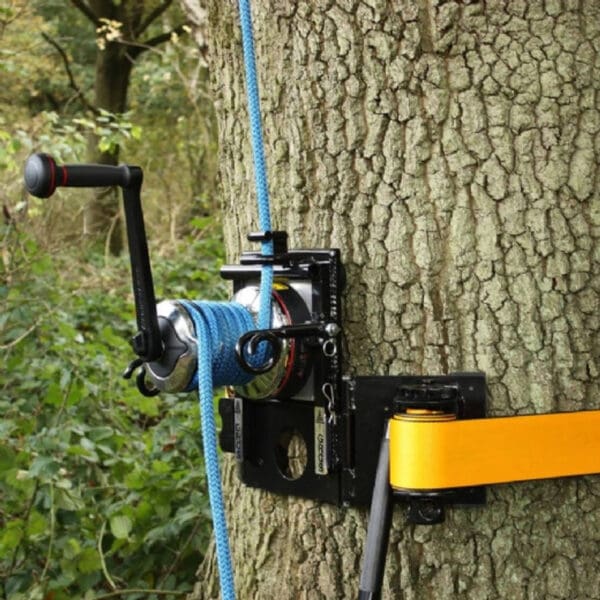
(185, 1, 600, 598)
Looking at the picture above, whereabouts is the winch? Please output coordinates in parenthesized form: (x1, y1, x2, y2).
(145, 281, 309, 398)
(23, 152, 338, 402)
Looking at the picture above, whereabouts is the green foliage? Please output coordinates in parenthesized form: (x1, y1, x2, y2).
(129, 29, 219, 220)
(0, 125, 23, 172)
(0, 3, 225, 597)
(73, 110, 143, 155)
(0, 222, 227, 599)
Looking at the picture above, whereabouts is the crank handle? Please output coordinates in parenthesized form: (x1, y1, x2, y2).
(24, 153, 163, 363)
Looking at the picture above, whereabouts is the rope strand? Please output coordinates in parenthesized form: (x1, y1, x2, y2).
(238, 0, 273, 332)
(181, 301, 257, 600)
(189, 3, 275, 599)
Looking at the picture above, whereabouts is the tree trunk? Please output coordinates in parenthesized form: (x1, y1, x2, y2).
(79, 0, 170, 254)
(83, 39, 133, 255)
(188, 1, 600, 598)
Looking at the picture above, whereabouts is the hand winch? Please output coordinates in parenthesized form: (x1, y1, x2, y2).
(138, 282, 312, 399)
(23, 153, 341, 406)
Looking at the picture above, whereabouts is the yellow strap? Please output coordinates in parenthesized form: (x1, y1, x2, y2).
(389, 410, 600, 491)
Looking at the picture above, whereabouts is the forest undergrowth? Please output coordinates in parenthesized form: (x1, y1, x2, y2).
(1, 219, 227, 600)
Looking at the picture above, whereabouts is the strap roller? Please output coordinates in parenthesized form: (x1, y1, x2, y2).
(389, 409, 600, 492)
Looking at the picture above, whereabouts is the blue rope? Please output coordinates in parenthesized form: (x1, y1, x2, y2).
(181, 300, 257, 600)
(184, 3, 275, 599)
(184, 301, 256, 391)
(238, 0, 273, 331)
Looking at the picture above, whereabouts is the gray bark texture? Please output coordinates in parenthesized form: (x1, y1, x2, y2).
(185, 1, 600, 598)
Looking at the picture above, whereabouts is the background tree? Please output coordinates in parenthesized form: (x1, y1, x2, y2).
(0, 2, 219, 598)
(60, 0, 188, 253)
(186, 1, 600, 598)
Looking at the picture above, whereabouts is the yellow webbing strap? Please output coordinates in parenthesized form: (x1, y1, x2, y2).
(389, 410, 600, 491)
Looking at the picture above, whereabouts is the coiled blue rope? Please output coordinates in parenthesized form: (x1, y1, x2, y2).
(180, 301, 256, 600)
(183, 300, 256, 392)
(185, 3, 274, 599)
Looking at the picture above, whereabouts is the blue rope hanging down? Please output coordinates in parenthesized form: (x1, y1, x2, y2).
(181, 301, 256, 600)
(238, 0, 274, 331)
(186, 2, 275, 600)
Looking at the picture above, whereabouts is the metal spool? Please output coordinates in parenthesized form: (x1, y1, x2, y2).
(143, 285, 311, 398)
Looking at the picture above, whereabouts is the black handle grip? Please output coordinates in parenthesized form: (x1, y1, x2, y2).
(24, 153, 134, 198)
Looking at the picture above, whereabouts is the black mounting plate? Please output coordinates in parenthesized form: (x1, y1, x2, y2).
(345, 373, 487, 523)
(220, 371, 487, 521)
(219, 396, 342, 503)
(219, 248, 346, 503)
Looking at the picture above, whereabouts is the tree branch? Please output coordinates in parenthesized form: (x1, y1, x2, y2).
(0, 2, 28, 39)
(98, 521, 117, 591)
(41, 32, 98, 115)
(128, 23, 188, 59)
(0, 321, 38, 350)
(156, 518, 203, 589)
(69, 0, 100, 26)
(135, 0, 174, 37)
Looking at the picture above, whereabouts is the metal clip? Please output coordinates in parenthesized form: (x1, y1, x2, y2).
(322, 382, 338, 425)
(123, 359, 160, 397)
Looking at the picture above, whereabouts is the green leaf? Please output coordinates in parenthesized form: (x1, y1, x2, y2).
(78, 547, 101, 573)
(134, 499, 153, 521)
(0, 520, 24, 552)
(26, 511, 48, 538)
(124, 469, 146, 490)
(80, 437, 95, 452)
(110, 515, 133, 539)
(29, 456, 60, 479)
(88, 426, 116, 442)
(152, 459, 170, 474)
(55, 477, 73, 490)
(138, 395, 159, 417)
(63, 537, 82, 560)
(44, 381, 63, 406)
(55, 487, 84, 511)
(0, 445, 16, 473)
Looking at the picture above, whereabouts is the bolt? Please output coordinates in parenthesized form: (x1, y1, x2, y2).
(325, 322, 340, 337)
